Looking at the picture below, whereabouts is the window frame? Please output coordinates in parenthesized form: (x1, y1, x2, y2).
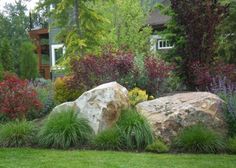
(51, 44, 65, 67)
(150, 35, 174, 52)
(157, 39, 174, 50)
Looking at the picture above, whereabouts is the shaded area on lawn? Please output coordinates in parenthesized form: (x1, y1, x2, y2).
(0, 148, 236, 168)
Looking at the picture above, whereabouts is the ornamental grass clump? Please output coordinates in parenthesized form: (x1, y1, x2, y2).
(0, 120, 37, 147)
(93, 127, 122, 150)
(116, 108, 154, 150)
(227, 137, 236, 154)
(173, 124, 225, 153)
(38, 108, 93, 149)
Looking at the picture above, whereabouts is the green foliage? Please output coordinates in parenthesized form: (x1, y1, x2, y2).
(145, 139, 169, 153)
(215, 83, 236, 137)
(96, 0, 152, 54)
(36, 88, 55, 117)
(160, 73, 186, 94)
(93, 128, 122, 150)
(54, 77, 82, 103)
(1, 1, 30, 71)
(0, 113, 10, 124)
(39, 0, 109, 56)
(227, 137, 236, 153)
(38, 108, 93, 149)
(174, 125, 225, 153)
(0, 38, 14, 72)
(116, 108, 154, 150)
(0, 120, 37, 147)
(19, 41, 38, 79)
(27, 79, 56, 120)
(0, 62, 3, 81)
(223, 95, 236, 137)
(217, 1, 236, 64)
(128, 88, 149, 106)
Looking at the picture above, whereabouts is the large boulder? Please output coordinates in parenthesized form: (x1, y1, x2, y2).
(136, 92, 227, 143)
(51, 82, 129, 134)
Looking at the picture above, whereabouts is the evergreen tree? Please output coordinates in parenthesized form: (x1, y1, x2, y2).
(19, 41, 38, 80)
(3, 0, 30, 72)
(0, 61, 3, 81)
(0, 39, 14, 72)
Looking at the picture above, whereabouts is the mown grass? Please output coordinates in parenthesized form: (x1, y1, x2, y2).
(0, 148, 236, 168)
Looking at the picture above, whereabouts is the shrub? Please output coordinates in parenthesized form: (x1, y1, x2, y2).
(189, 60, 236, 90)
(223, 94, 236, 137)
(19, 41, 38, 80)
(93, 128, 122, 150)
(69, 49, 135, 91)
(145, 139, 169, 153)
(0, 120, 37, 147)
(210, 77, 236, 136)
(173, 124, 225, 153)
(188, 60, 212, 90)
(0, 74, 42, 119)
(0, 113, 10, 124)
(116, 108, 154, 150)
(144, 56, 174, 95)
(128, 88, 148, 106)
(227, 137, 236, 154)
(38, 108, 93, 149)
(35, 86, 55, 118)
(54, 77, 82, 103)
(68, 49, 174, 97)
(27, 81, 55, 120)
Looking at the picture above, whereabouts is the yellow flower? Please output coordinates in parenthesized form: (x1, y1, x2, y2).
(128, 87, 148, 106)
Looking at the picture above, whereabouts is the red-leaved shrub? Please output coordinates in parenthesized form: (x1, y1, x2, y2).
(67, 49, 175, 97)
(0, 74, 42, 119)
(68, 49, 135, 91)
(144, 56, 175, 95)
(188, 60, 236, 90)
(188, 60, 212, 90)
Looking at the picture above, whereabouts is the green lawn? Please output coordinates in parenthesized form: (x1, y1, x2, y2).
(0, 148, 236, 168)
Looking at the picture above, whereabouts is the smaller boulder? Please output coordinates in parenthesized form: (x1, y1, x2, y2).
(136, 92, 227, 143)
(51, 82, 129, 134)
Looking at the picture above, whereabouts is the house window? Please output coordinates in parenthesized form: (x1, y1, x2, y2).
(51, 44, 65, 67)
(50, 4, 56, 10)
(150, 35, 174, 52)
(157, 40, 174, 50)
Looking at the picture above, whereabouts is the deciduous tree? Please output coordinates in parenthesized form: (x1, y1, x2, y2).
(161, 0, 229, 88)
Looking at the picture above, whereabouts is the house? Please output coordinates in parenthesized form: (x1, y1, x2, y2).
(29, 28, 51, 79)
(29, 0, 171, 79)
(29, 20, 65, 79)
(147, 0, 173, 52)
